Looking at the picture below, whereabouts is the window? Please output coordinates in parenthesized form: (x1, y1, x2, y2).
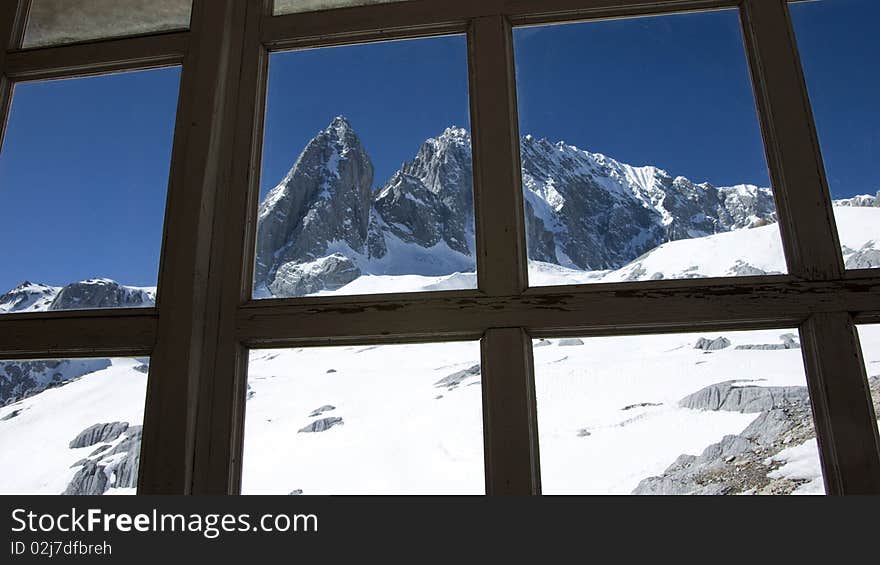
(1, 0, 878, 496)
(790, 0, 880, 271)
(535, 330, 824, 494)
(857, 324, 880, 429)
(241, 342, 484, 494)
(514, 11, 784, 287)
(21, 0, 192, 48)
(0, 68, 181, 314)
(0, 357, 149, 495)
(254, 36, 475, 299)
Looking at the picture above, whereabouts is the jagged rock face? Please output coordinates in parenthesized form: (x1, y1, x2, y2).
(520, 135, 777, 270)
(373, 127, 474, 257)
(48, 279, 154, 311)
(634, 380, 816, 495)
(254, 118, 788, 295)
(64, 424, 141, 495)
(269, 254, 361, 297)
(0, 358, 111, 405)
(69, 422, 129, 449)
(255, 117, 375, 286)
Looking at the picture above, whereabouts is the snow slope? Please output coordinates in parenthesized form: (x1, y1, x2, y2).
(0, 358, 147, 495)
(1, 325, 878, 495)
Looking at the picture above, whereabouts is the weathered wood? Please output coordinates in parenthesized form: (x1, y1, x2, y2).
(5, 30, 187, 81)
(800, 313, 880, 494)
(740, 0, 844, 281)
(189, 0, 272, 495)
(481, 328, 541, 494)
(235, 277, 880, 347)
(470, 16, 529, 296)
(138, 0, 247, 495)
(0, 312, 156, 359)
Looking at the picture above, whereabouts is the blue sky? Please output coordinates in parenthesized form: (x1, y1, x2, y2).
(0, 2, 875, 292)
(0, 68, 180, 292)
(790, 0, 879, 200)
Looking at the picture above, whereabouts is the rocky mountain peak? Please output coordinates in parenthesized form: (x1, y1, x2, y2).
(0, 281, 60, 313)
(254, 117, 375, 290)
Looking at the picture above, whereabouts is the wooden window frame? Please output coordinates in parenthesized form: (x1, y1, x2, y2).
(0, 0, 877, 495)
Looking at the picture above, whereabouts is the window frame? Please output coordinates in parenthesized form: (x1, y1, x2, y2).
(0, 0, 877, 495)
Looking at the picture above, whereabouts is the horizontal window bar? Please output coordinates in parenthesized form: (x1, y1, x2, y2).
(234, 277, 880, 347)
(4, 30, 187, 81)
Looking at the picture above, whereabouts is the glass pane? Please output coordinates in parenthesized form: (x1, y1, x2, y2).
(535, 330, 825, 494)
(790, 0, 880, 270)
(22, 0, 192, 48)
(242, 342, 484, 494)
(857, 324, 880, 430)
(0, 357, 149, 494)
(514, 11, 785, 288)
(254, 36, 475, 299)
(274, 0, 411, 15)
(0, 68, 180, 314)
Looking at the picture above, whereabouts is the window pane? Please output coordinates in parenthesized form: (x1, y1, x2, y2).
(274, 0, 411, 15)
(0, 68, 180, 314)
(0, 357, 149, 495)
(514, 11, 785, 288)
(22, 0, 192, 48)
(857, 324, 880, 430)
(790, 0, 880, 270)
(254, 36, 475, 299)
(534, 330, 825, 494)
(242, 342, 484, 494)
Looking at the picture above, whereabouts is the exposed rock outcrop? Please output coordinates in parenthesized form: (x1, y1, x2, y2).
(694, 337, 731, 351)
(298, 417, 344, 433)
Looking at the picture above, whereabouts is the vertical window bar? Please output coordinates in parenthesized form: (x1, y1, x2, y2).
(800, 313, 880, 494)
(139, 0, 248, 494)
(470, 16, 541, 493)
(481, 328, 541, 494)
(192, 0, 271, 495)
(0, 1, 26, 152)
(739, 0, 844, 281)
(469, 15, 529, 297)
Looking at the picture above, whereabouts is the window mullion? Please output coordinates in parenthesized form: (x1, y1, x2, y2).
(0, 1, 23, 151)
(191, 0, 270, 495)
(469, 15, 528, 297)
(469, 16, 539, 494)
(800, 313, 880, 494)
(739, 0, 844, 281)
(481, 327, 541, 494)
(138, 0, 249, 495)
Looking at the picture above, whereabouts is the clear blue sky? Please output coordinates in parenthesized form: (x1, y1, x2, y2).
(1, 2, 876, 292)
(0, 67, 180, 292)
(790, 0, 879, 200)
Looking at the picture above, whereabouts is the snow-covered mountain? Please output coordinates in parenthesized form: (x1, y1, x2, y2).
(0, 279, 154, 314)
(254, 118, 781, 296)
